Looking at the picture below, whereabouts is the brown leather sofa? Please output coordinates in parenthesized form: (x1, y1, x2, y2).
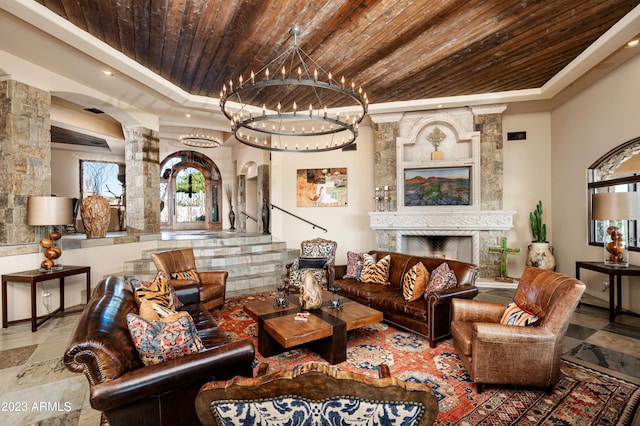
(151, 248, 226, 310)
(64, 276, 255, 426)
(332, 251, 479, 348)
(450, 266, 585, 392)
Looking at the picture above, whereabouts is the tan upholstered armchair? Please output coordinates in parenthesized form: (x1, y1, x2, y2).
(285, 238, 337, 290)
(451, 266, 585, 393)
(195, 362, 439, 425)
(151, 248, 227, 310)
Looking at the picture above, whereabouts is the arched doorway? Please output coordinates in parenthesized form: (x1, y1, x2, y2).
(160, 151, 222, 231)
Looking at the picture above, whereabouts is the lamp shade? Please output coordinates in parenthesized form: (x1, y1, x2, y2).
(592, 192, 640, 221)
(27, 196, 73, 225)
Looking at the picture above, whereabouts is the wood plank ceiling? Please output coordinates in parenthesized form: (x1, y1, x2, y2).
(35, 0, 640, 109)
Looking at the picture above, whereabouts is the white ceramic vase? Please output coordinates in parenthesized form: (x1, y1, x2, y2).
(526, 242, 556, 271)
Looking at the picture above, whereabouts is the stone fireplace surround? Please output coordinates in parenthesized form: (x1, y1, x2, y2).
(369, 106, 515, 284)
(370, 210, 516, 279)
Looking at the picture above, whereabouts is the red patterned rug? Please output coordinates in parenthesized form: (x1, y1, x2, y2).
(212, 293, 640, 425)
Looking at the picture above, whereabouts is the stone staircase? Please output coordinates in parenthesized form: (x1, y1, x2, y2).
(120, 232, 299, 297)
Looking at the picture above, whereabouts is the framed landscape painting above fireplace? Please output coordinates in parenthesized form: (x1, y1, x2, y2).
(404, 167, 471, 206)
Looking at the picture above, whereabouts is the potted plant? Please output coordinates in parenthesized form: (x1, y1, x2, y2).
(527, 200, 556, 270)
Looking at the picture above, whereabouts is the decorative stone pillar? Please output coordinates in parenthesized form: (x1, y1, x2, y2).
(471, 105, 507, 211)
(370, 113, 403, 212)
(257, 164, 270, 234)
(471, 105, 508, 278)
(0, 80, 51, 244)
(124, 126, 160, 234)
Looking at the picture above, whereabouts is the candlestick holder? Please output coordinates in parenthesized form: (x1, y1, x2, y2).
(382, 186, 390, 211)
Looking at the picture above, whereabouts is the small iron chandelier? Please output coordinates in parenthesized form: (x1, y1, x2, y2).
(179, 129, 222, 148)
(219, 27, 368, 152)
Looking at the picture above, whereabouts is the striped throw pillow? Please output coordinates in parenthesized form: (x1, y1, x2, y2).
(360, 254, 391, 285)
(402, 262, 429, 301)
(170, 268, 200, 283)
(500, 301, 540, 326)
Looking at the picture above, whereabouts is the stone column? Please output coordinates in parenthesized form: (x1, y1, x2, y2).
(257, 164, 270, 234)
(471, 105, 508, 278)
(0, 80, 51, 244)
(373, 121, 399, 211)
(370, 113, 403, 250)
(124, 126, 160, 234)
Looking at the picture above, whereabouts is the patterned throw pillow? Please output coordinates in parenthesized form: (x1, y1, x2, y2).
(138, 299, 161, 320)
(500, 301, 540, 326)
(138, 300, 178, 320)
(130, 271, 182, 310)
(170, 268, 200, 283)
(343, 251, 374, 280)
(126, 312, 204, 366)
(426, 262, 457, 293)
(360, 254, 391, 285)
(402, 262, 429, 302)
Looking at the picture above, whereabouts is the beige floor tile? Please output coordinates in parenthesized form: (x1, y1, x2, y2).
(569, 311, 610, 330)
(29, 338, 70, 363)
(585, 330, 640, 358)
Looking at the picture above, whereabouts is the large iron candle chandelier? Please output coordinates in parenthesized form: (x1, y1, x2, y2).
(219, 27, 368, 152)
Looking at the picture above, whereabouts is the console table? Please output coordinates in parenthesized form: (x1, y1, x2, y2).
(575, 261, 640, 323)
(2, 265, 91, 332)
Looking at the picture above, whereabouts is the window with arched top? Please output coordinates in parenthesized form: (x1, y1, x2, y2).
(588, 136, 640, 253)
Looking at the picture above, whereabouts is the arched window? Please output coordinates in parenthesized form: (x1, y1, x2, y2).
(588, 136, 640, 252)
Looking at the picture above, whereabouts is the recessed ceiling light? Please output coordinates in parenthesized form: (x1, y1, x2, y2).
(185, 114, 191, 118)
(626, 39, 639, 48)
(103, 70, 114, 76)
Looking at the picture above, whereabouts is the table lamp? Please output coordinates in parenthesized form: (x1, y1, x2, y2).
(27, 196, 73, 272)
(592, 192, 639, 267)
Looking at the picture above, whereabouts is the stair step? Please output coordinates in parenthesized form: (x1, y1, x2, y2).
(117, 232, 298, 296)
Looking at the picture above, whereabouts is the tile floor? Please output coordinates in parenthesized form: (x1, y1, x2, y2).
(0, 288, 639, 425)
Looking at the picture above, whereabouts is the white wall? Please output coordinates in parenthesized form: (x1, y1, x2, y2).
(270, 123, 377, 264)
(551, 54, 640, 310)
(0, 240, 157, 323)
(502, 112, 552, 277)
(51, 148, 123, 199)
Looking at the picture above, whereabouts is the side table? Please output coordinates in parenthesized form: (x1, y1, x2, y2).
(2, 265, 91, 332)
(575, 261, 640, 323)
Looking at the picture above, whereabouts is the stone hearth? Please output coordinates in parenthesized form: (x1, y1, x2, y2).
(370, 210, 516, 275)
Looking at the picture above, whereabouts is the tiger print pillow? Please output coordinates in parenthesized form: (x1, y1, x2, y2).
(402, 262, 429, 301)
(360, 254, 391, 285)
(130, 271, 178, 310)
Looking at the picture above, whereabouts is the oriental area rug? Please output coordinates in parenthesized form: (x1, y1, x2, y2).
(212, 293, 640, 426)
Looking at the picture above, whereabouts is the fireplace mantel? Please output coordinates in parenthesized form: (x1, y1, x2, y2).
(369, 211, 516, 231)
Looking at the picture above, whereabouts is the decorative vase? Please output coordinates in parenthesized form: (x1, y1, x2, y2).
(526, 242, 556, 271)
(299, 271, 323, 310)
(81, 195, 110, 238)
(229, 206, 236, 230)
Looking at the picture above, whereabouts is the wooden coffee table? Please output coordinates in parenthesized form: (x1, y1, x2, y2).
(244, 290, 383, 364)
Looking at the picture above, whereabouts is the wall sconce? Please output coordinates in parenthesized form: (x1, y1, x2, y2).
(592, 192, 639, 267)
(27, 196, 73, 272)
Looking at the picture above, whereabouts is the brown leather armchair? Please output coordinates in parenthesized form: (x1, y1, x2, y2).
(451, 266, 585, 393)
(151, 248, 226, 310)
